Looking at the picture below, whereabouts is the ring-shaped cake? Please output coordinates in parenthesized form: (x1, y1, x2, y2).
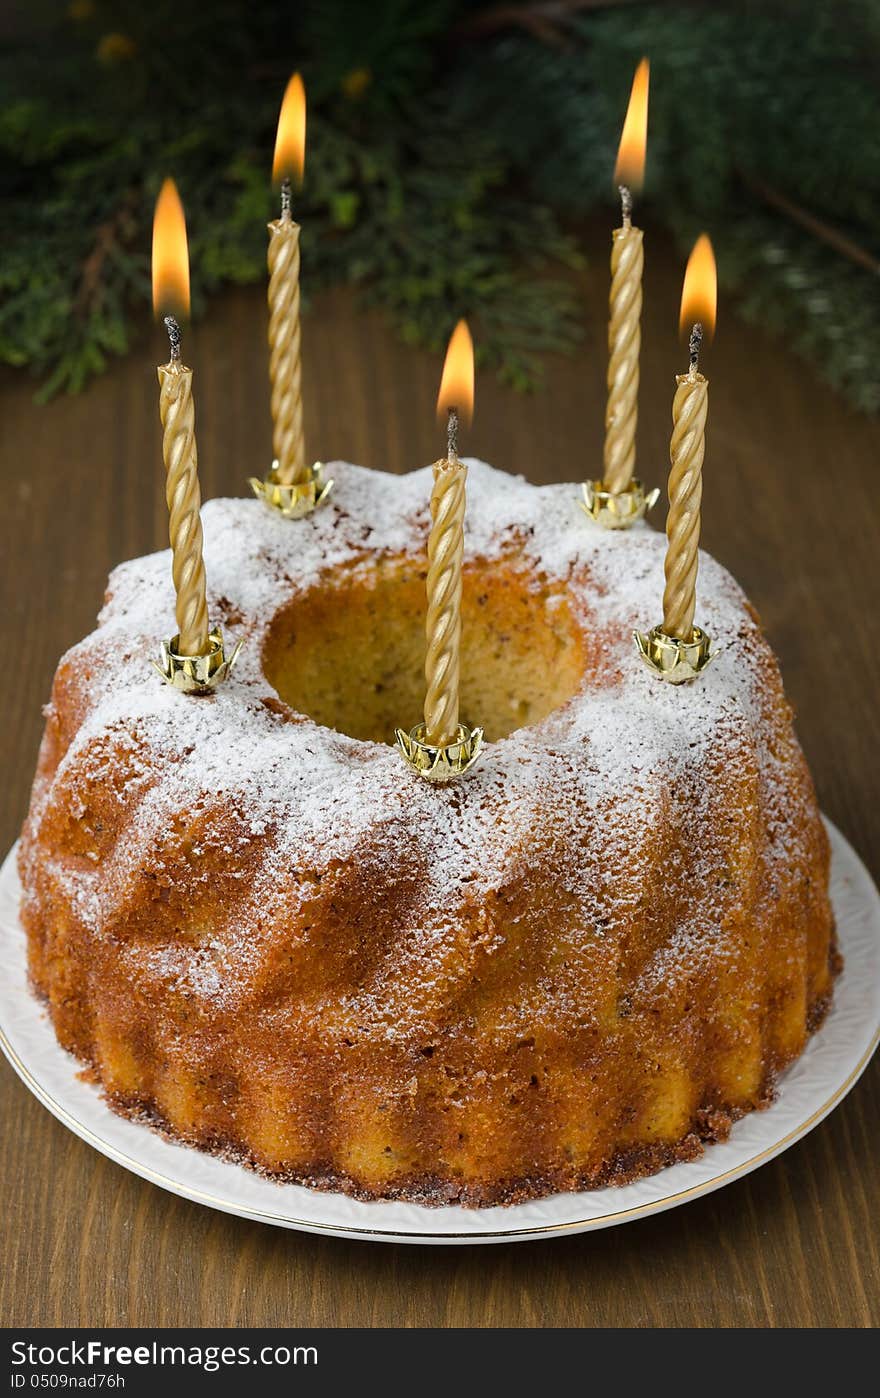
(18, 461, 837, 1204)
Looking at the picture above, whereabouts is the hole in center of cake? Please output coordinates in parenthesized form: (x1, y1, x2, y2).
(262, 554, 587, 743)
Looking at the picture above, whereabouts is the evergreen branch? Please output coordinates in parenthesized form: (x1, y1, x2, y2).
(456, 0, 646, 44)
(1, 0, 879, 414)
(739, 171, 880, 279)
(74, 188, 140, 319)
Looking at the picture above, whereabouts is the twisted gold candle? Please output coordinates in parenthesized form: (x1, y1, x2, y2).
(151, 180, 209, 659)
(267, 204, 305, 485)
(662, 350, 708, 641)
(158, 318, 209, 657)
(662, 235, 717, 641)
(603, 206, 644, 492)
(425, 430, 467, 747)
(268, 73, 307, 487)
(423, 321, 474, 747)
(603, 58, 649, 493)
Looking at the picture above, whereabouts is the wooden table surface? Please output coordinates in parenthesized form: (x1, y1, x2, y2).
(1, 223, 878, 1329)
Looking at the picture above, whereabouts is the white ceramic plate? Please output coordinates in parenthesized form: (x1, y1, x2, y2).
(1, 818, 877, 1245)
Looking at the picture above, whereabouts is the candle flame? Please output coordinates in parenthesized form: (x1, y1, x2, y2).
(272, 72, 306, 186)
(613, 58, 649, 192)
(679, 234, 717, 341)
(436, 319, 474, 427)
(151, 178, 190, 319)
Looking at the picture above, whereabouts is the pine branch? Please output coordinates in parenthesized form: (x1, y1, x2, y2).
(1, 0, 879, 413)
(739, 172, 880, 279)
(74, 188, 140, 319)
(456, 0, 647, 44)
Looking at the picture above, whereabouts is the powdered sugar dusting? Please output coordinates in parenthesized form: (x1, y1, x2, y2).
(27, 460, 810, 1020)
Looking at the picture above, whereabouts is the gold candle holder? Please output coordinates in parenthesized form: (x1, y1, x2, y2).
(249, 461, 334, 519)
(581, 477, 659, 530)
(633, 624, 716, 684)
(154, 626, 243, 694)
(395, 722, 484, 784)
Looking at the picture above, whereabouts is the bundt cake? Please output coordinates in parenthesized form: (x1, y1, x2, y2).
(18, 460, 837, 1205)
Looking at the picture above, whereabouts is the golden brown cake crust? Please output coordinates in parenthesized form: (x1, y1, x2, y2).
(18, 461, 837, 1206)
(83, 982, 836, 1207)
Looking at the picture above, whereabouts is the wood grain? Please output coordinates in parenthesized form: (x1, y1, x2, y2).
(1, 222, 878, 1328)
